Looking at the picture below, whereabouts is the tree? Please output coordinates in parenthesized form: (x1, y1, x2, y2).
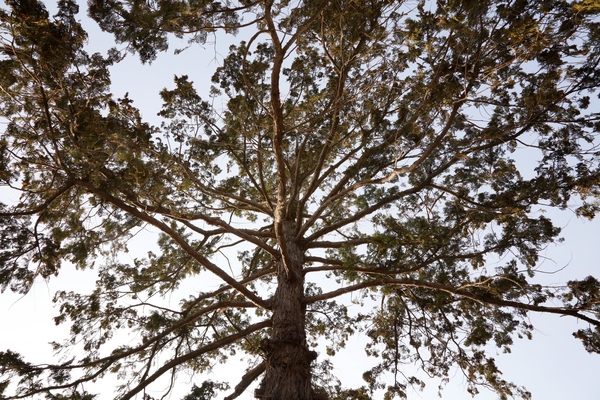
(1, 0, 600, 398)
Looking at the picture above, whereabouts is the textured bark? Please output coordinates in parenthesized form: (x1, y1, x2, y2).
(255, 221, 316, 400)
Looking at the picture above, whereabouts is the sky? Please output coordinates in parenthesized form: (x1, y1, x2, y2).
(1, 1, 600, 399)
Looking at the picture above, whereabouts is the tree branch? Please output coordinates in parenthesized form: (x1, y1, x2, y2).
(0, 181, 74, 216)
(223, 361, 266, 400)
(119, 320, 271, 400)
(304, 278, 600, 327)
(74, 179, 270, 309)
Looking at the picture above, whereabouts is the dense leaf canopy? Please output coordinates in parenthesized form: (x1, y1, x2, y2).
(1, 0, 600, 399)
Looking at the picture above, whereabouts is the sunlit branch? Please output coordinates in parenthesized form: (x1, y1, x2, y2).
(375, 103, 462, 184)
(229, 147, 275, 212)
(183, 211, 278, 256)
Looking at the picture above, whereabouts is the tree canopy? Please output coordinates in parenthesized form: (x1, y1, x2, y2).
(1, 0, 600, 399)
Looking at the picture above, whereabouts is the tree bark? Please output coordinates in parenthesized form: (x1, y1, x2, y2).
(255, 221, 316, 400)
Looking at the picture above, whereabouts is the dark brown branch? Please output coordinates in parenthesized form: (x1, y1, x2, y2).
(180, 265, 276, 319)
(11, 304, 266, 399)
(306, 238, 373, 248)
(178, 219, 275, 239)
(132, 154, 273, 216)
(119, 320, 271, 400)
(296, 135, 367, 239)
(376, 103, 462, 184)
(301, 100, 461, 239)
(0, 181, 74, 216)
(74, 179, 270, 309)
(177, 210, 278, 256)
(297, 72, 352, 223)
(10, 361, 114, 399)
(24, 301, 258, 377)
(303, 278, 600, 327)
(303, 257, 344, 267)
(224, 361, 266, 400)
(303, 178, 432, 244)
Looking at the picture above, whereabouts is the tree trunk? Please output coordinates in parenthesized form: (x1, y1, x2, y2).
(255, 221, 316, 400)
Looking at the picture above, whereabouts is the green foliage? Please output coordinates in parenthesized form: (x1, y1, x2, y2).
(45, 391, 96, 400)
(1, 0, 600, 399)
(88, 0, 242, 63)
(180, 380, 229, 400)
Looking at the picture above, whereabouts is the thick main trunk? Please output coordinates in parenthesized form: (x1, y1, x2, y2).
(255, 222, 315, 400)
